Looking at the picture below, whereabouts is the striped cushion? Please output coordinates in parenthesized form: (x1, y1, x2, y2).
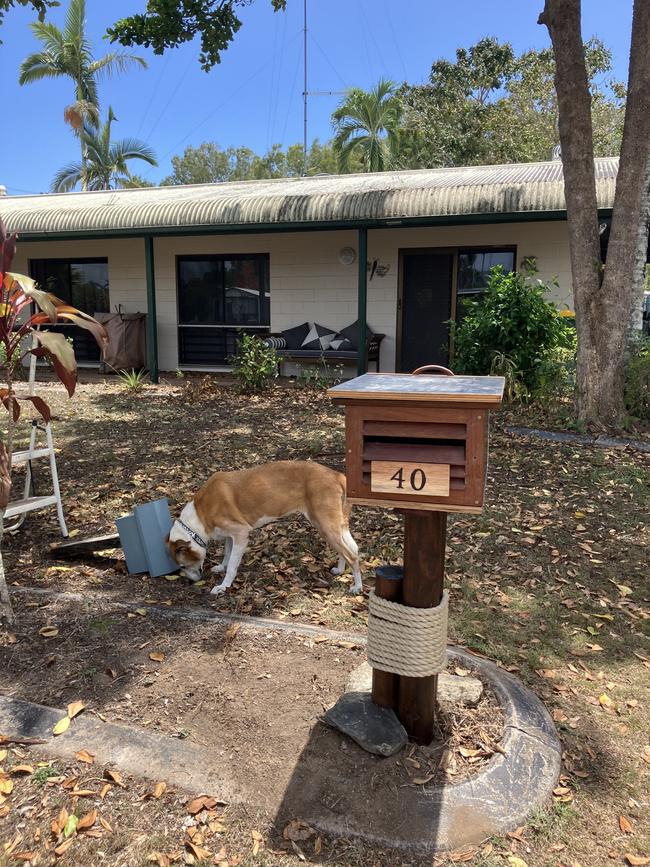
(264, 336, 287, 349)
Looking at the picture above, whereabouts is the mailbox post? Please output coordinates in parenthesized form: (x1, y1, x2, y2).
(328, 369, 504, 744)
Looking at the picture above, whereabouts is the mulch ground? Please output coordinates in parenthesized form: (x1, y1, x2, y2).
(1, 372, 649, 867)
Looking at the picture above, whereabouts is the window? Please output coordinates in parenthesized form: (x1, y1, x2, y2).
(177, 254, 270, 366)
(457, 248, 516, 298)
(29, 258, 109, 363)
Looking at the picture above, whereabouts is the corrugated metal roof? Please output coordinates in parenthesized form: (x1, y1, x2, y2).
(1, 157, 618, 238)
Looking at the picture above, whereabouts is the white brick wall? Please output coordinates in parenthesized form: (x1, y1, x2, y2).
(12, 219, 573, 373)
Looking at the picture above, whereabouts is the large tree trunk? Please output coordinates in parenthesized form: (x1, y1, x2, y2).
(540, 0, 650, 425)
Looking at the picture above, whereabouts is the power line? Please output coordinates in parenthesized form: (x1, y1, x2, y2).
(280, 35, 303, 145)
(309, 33, 349, 90)
(384, 0, 408, 81)
(145, 30, 304, 175)
(136, 52, 171, 139)
(145, 52, 195, 142)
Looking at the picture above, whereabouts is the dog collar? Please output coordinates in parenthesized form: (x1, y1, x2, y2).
(175, 519, 208, 550)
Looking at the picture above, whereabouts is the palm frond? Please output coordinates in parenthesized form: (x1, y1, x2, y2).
(89, 52, 147, 77)
(51, 160, 83, 193)
(109, 139, 158, 167)
(63, 0, 86, 42)
(18, 52, 66, 85)
(28, 20, 64, 54)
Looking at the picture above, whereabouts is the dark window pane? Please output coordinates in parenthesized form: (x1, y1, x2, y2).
(69, 261, 109, 313)
(457, 250, 515, 295)
(223, 258, 270, 325)
(178, 259, 223, 324)
(178, 326, 269, 366)
(29, 258, 108, 363)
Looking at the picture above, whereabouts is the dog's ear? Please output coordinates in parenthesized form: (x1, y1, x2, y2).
(164, 532, 170, 543)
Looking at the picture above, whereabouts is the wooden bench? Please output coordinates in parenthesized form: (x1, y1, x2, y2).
(270, 333, 385, 373)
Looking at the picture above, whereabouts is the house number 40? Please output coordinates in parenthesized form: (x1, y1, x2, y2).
(370, 460, 451, 498)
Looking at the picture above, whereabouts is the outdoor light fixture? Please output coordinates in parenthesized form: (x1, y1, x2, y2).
(338, 246, 357, 265)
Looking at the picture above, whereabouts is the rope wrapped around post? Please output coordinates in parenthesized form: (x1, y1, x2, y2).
(367, 589, 449, 678)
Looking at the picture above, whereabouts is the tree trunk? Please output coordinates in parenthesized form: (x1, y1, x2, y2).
(540, 0, 650, 425)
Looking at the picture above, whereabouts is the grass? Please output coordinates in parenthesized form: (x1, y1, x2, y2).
(0, 372, 648, 866)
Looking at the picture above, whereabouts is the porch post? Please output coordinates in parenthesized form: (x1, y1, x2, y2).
(357, 226, 368, 377)
(144, 235, 159, 383)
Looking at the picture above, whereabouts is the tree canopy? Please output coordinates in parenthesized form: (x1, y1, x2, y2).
(161, 139, 342, 185)
(0, 0, 57, 30)
(107, 0, 285, 72)
(399, 36, 625, 168)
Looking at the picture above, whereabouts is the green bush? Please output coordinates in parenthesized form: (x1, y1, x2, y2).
(452, 266, 574, 398)
(230, 333, 278, 393)
(624, 337, 650, 420)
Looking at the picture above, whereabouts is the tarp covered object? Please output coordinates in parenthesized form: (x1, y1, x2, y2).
(97, 312, 147, 372)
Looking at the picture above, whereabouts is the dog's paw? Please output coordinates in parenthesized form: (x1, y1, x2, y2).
(211, 564, 226, 575)
(331, 565, 345, 576)
(349, 583, 363, 595)
(210, 583, 227, 596)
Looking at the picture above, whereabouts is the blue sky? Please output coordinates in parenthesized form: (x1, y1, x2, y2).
(0, 0, 634, 195)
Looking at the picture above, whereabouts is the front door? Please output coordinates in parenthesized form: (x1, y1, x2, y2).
(398, 250, 453, 373)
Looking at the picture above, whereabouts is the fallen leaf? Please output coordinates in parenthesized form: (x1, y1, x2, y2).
(150, 781, 167, 799)
(10, 765, 34, 775)
(599, 693, 616, 709)
(283, 819, 315, 841)
(100, 817, 113, 832)
(135, 608, 147, 616)
(186, 795, 217, 815)
(314, 836, 322, 855)
(64, 814, 79, 837)
(0, 749, 6, 761)
(0, 776, 14, 795)
(149, 652, 165, 662)
(148, 854, 171, 867)
(67, 700, 86, 719)
(39, 626, 59, 638)
(54, 838, 74, 856)
(507, 857, 529, 867)
(624, 856, 650, 866)
(186, 840, 212, 860)
(454, 666, 470, 677)
(104, 768, 126, 787)
(99, 783, 112, 799)
(75, 749, 95, 764)
(13, 853, 37, 863)
(77, 809, 97, 831)
(52, 716, 70, 736)
(619, 815, 634, 834)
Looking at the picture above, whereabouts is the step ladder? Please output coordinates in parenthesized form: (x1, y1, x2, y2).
(4, 339, 68, 537)
(5, 420, 68, 537)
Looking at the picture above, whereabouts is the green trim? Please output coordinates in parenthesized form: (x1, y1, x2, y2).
(144, 236, 159, 384)
(14, 208, 614, 243)
(357, 227, 368, 377)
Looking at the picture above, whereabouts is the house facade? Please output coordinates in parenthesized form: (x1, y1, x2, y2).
(2, 158, 618, 379)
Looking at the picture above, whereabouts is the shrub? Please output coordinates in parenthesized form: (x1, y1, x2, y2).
(230, 333, 278, 393)
(624, 337, 650, 420)
(452, 266, 574, 398)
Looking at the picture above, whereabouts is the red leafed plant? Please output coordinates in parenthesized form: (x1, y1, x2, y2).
(0, 218, 108, 625)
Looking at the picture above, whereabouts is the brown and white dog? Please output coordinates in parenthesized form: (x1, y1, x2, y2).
(167, 461, 362, 595)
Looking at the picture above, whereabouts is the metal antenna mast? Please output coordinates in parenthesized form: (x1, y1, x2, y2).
(302, 0, 345, 176)
(303, 0, 308, 175)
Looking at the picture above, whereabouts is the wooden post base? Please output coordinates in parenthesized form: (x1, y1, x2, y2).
(371, 565, 403, 709)
(397, 510, 447, 745)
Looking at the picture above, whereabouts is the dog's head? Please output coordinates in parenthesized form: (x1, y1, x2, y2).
(167, 527, 206, 582)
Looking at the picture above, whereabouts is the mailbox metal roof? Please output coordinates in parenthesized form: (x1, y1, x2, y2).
(328, 373, 506, 405)
(2, 157, 618, 240)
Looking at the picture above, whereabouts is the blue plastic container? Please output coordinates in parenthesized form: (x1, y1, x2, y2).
(116, 498, 180, 578)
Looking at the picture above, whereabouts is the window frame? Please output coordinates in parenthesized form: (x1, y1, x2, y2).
(456, 245, 518, 300)
(175, 252, 270, 368)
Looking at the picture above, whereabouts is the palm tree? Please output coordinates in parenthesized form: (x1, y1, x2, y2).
(332, 79, 403, 173)
(19, 0, 147, 188)
(52, 108, 157, 192)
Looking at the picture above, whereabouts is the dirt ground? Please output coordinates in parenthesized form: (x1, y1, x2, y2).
(1, 372, 649, 867)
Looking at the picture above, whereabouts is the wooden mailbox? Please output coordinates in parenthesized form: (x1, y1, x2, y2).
(328, 370, 505, 514)
(328, 367, 505, 744)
